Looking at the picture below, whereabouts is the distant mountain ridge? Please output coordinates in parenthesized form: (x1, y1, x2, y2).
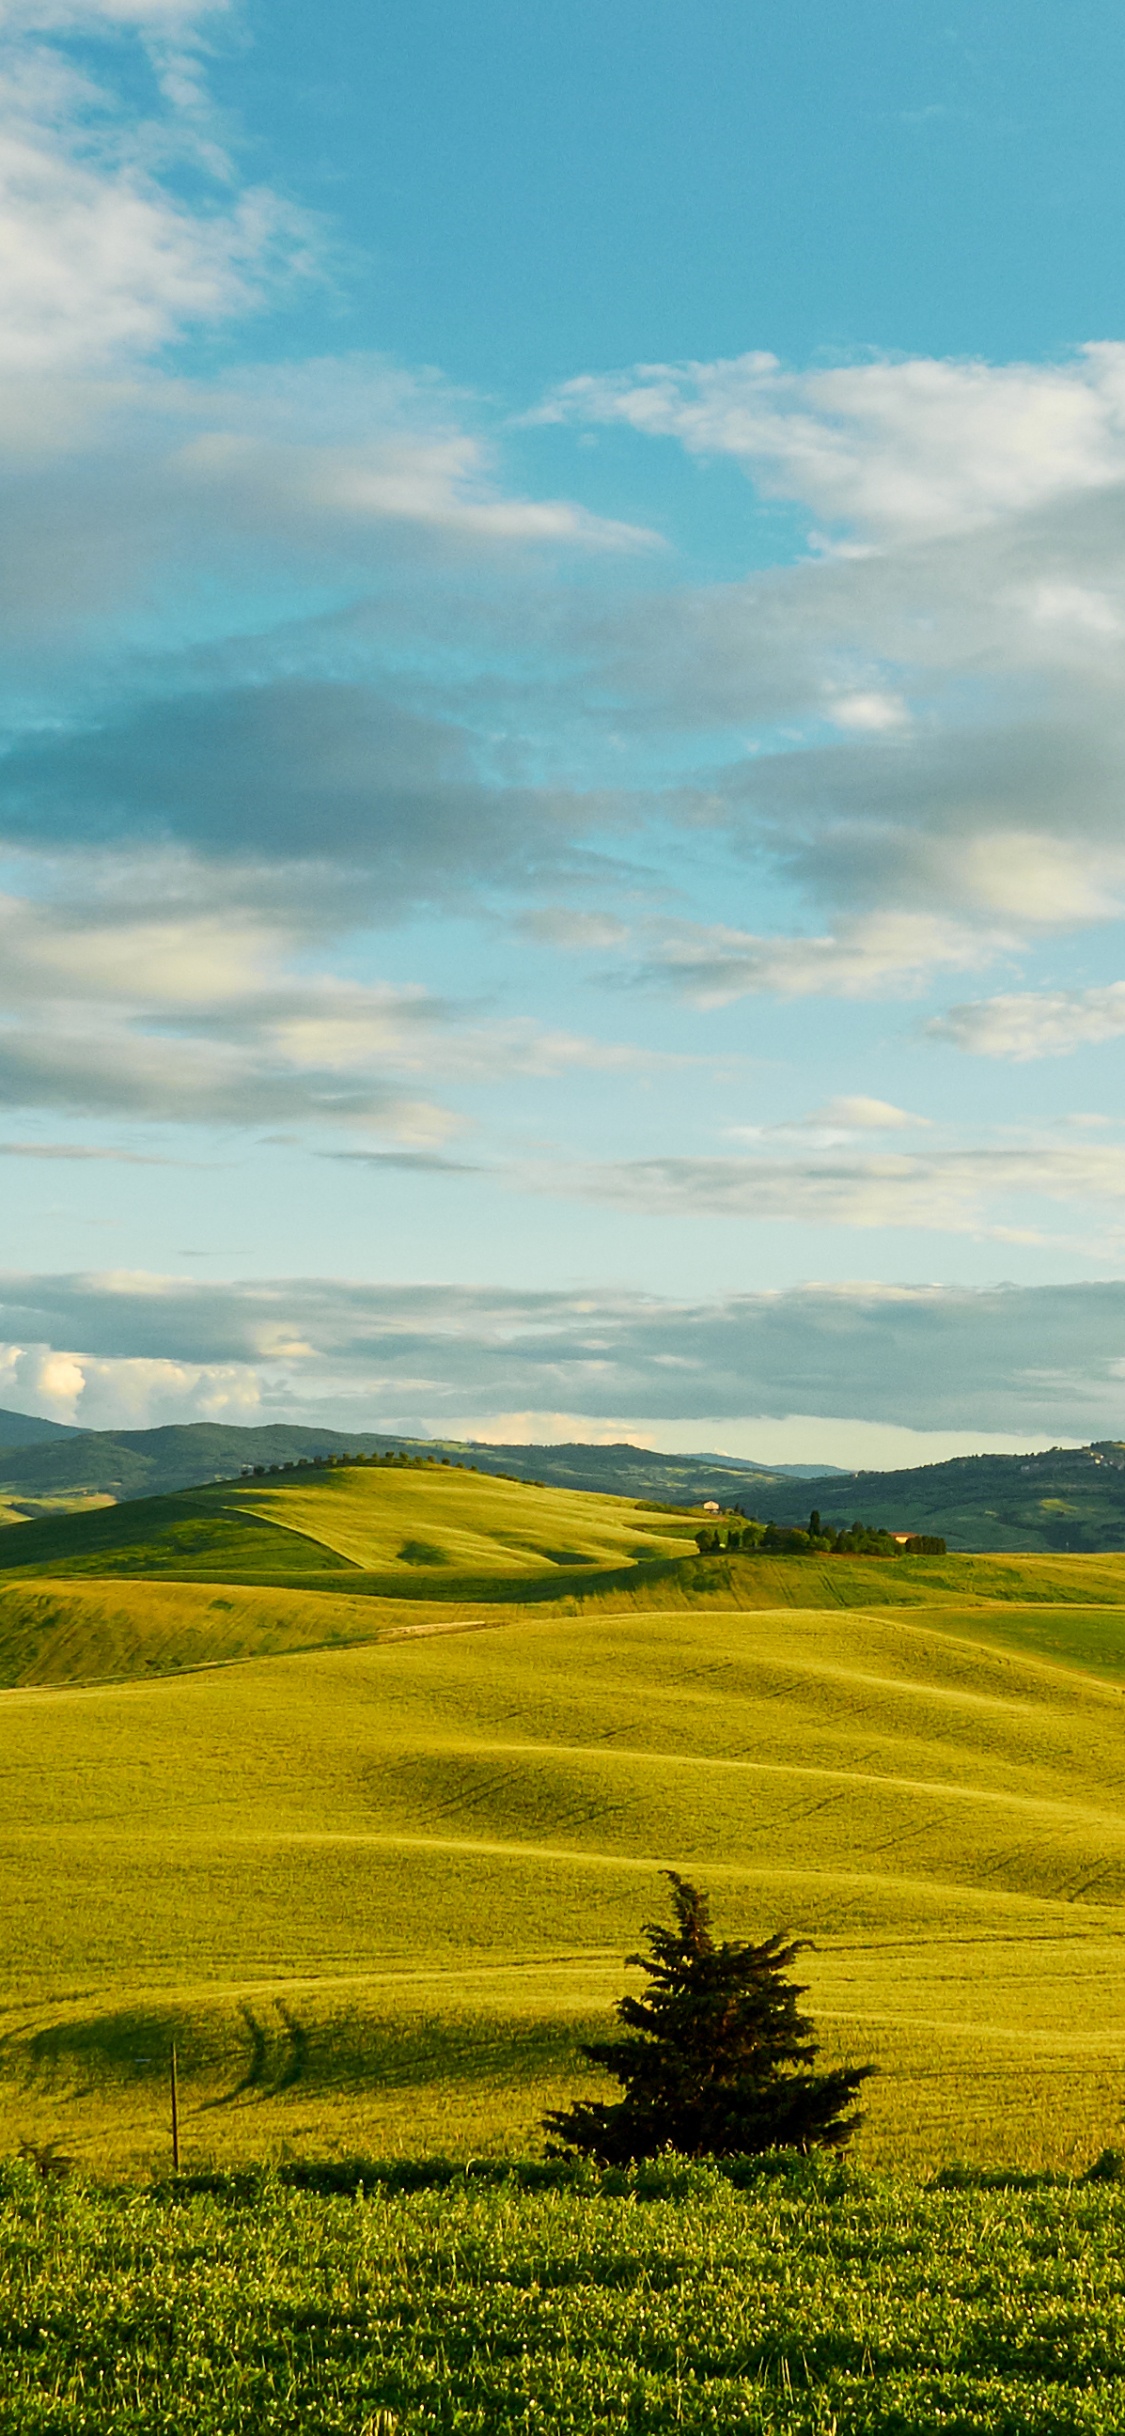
(0, 1418, 388, 1501)
(0, 1408, 1124, 1548)
(0, 1406, 81, 1447)
(752, 1442, 1125, 1554)
(0, 1413, 839, 1510)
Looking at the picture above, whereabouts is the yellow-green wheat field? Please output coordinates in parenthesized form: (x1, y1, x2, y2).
(5, 1460, 1125, 2178)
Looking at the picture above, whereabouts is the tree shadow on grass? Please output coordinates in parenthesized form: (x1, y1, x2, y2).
(7, 1993, 603, 2129)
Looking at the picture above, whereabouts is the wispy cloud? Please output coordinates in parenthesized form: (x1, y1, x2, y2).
(3, 0, 1125, 1354)
(0, 0, 309, 379)
(566, 1142, 1125, 1240)
(729, 1098, 927, 1150)
(0, 876, 672, 1132)
(517, 906, 632, 951)
(0, 1138, 177, 1159)
(929, 982, 1125, 1060)
(323, 1149, 484, 1175)
(632, 913, 1002, 1003)
(530, 348, 1125, 1018)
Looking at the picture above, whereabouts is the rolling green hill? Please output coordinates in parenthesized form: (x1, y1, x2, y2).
(0, 1459, 699, 1603)
(6, 1462, 1125, 2178)
(0, 1418, 389, 1503)
(0, 1404, 78, 1447)
(7, 1584, 1125, 2178)
(9, 1460, 1125, 1687)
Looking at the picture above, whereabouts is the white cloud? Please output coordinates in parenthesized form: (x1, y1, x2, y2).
(827, 690, 910, 731)
(811, 1096, 919, 1131)
(0, 5, 227, 29)
(0, 886, 285, 1004)
(4, 0, 1125, 1292)
(541, 344, 1125, 543)
(730, 1098, 925, 1151)
(0, 1137, 176, 1158)
(929, 982, 1125, 1060)
(0, 13, 307, 378)
(954, 833, 1124, 924)
(173, 376, 657, 549)
(451, 1408, 1065, 1467)
(0, 1336, 264, 1426)
(0, 1018, 456, 1133)
(521, 343, 1125, 1023)
(0, 6, 649, 564)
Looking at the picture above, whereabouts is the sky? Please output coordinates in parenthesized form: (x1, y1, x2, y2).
(3, 0, 1125, 1461)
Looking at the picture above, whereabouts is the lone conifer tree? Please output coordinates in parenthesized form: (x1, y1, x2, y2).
(544, 1873, 874, 2163)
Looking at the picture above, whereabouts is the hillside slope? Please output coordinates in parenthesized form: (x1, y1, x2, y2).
(7, 1589, 1125, 2173)
(12, 1543, 1125, 1689)
(0, 1458, 700, 1601)
(0, 1404, 78, 1447)
(756, 1441, 1125, 1551)
(0, 1419, 389, 1501)
(10, 1460, 1125, 1688)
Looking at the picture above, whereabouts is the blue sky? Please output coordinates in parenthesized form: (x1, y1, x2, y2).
(3, 0, 1125, 1459)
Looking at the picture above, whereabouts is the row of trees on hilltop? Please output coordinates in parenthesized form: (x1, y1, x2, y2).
(247, 1451, 481, 1478)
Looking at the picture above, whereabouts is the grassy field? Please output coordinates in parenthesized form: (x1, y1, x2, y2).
(11, 1553, 1125, 1688)
(0, 1490, 115, 1532)
(6, 1455, 1125, 2180)
(6, 1464, 1125, 2182)
(0, 1461, 701, 1600)
(7, 2157, 1125, 2431)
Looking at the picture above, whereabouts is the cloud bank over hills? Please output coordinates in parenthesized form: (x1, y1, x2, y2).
(2, 1274, 1124, 1459)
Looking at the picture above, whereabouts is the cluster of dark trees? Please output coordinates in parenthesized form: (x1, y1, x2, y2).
(545, 1874, 874, 2164)
(693, 1521, 760, 1553)
(695, 1510, 946, 1558)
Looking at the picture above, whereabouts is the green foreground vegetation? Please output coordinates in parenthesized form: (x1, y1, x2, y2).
(8, 2158, 1125, 2432)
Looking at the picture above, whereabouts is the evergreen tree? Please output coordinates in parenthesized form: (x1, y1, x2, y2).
(544, 1874, 874, 2163)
